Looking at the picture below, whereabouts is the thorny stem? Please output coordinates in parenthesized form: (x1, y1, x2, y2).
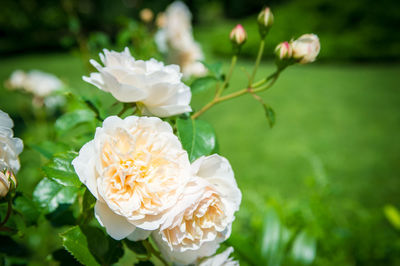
(191, 69, 281, 119)
(0, 199, 12, 228)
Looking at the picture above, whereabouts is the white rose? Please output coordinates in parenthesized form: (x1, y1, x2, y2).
(72, 116, 191, 240)
(0, 170, 17, 198)
(291, 34, 320, 64)
(156, 1, 207, 78)
(7, 70, 27, 89)
(198, 247, 239, 266)
(153, 154, 242, 265)
(0, 110, 23, 173)
(83, 48, 192, 117)
(7, 70, 63, 97)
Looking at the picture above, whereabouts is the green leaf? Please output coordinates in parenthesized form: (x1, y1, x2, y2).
(261, 208, 292, 266)
(13, 194, 40, 226)
(191, 76, 217, 94)
(289, 230, 317, 265)
(201, 61, 223, 80)
(55, 109, 96, 135)
(262, 103, 276, 128)
(60, 226, 100, 266)
(43, 151, 81, 187)
(124, 240, 148, 256)
(33, 177, 80, 214)
(30, 141, 69, 159)
(81, 226, 124, 265)
(176, 118, 217, 162)
(52, 249, 81, 266)
(384, 204, 400, 230)
(80, 189, 96, 225)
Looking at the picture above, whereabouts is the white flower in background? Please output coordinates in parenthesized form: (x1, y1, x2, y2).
(155, 1, 207, 78)
(0, 110, 23, 174)
(198, 247, 238, 266)
(72, 116, 191, 240)
(6, 70, 65, 110)
(0, 170, 17, 198)
(7, 70, 63, 98)
(153, 154, 241, 265)
(83, 48, 192, 117)
(291, 34, 320, 64)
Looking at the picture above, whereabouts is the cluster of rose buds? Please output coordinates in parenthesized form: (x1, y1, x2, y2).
(229, 7, 320, 66)
(276, 34, 320, 65)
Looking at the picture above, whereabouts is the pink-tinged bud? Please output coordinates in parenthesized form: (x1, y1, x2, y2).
(291, 34, 320, 64)
(275, 41, 293, 60)
(257, 7, 274, 38)
(230, 24, 247, 46)
(0, 170, 17, 198)
(140, 8, 154, 23)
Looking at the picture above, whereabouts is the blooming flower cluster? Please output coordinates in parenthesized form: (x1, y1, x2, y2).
(73, 116, 241, 264)
(155, 1, 207, 78)
(0, 110, 23, 197)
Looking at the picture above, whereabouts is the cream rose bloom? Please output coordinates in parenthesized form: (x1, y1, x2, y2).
(291, 34, 320, 64)
(155, 1, 207, 78)
(198, 247, 238, 266)
(153, 154, 241, 265)
(83, 48, 192, 117)
(72, 116, 191, 240)
(0, 110, 23, 174)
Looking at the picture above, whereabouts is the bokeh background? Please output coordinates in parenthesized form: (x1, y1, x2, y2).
(1, 0, 400, 265)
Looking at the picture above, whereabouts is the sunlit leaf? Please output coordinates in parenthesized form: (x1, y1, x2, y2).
(43, 151, 81, 187)
(55, 109, 96, 135)
(33, 177, 80, 214)
(176, 118, 217, 162)
(60, 226, 100, 266)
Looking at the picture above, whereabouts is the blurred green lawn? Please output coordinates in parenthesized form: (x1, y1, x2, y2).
(0, 53, 399, 265)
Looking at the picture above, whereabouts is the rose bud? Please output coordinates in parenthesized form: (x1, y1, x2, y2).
(291, 34, 320, 64)
(230, 24, 247, 52)
(140, 8, 154, 23)
(275, 41, 293, 60)
(0, 170, 17, 198)
(257, 7, 274, 38)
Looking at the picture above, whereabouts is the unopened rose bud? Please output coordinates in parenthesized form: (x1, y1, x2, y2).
(257, 7, 274, 38)
(291, 34, 320, 64)
(275, 41, 293, 60)
(230, 24, 247, 52)
(140, 8, 154, 23)
(0, 170, 17, 198)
